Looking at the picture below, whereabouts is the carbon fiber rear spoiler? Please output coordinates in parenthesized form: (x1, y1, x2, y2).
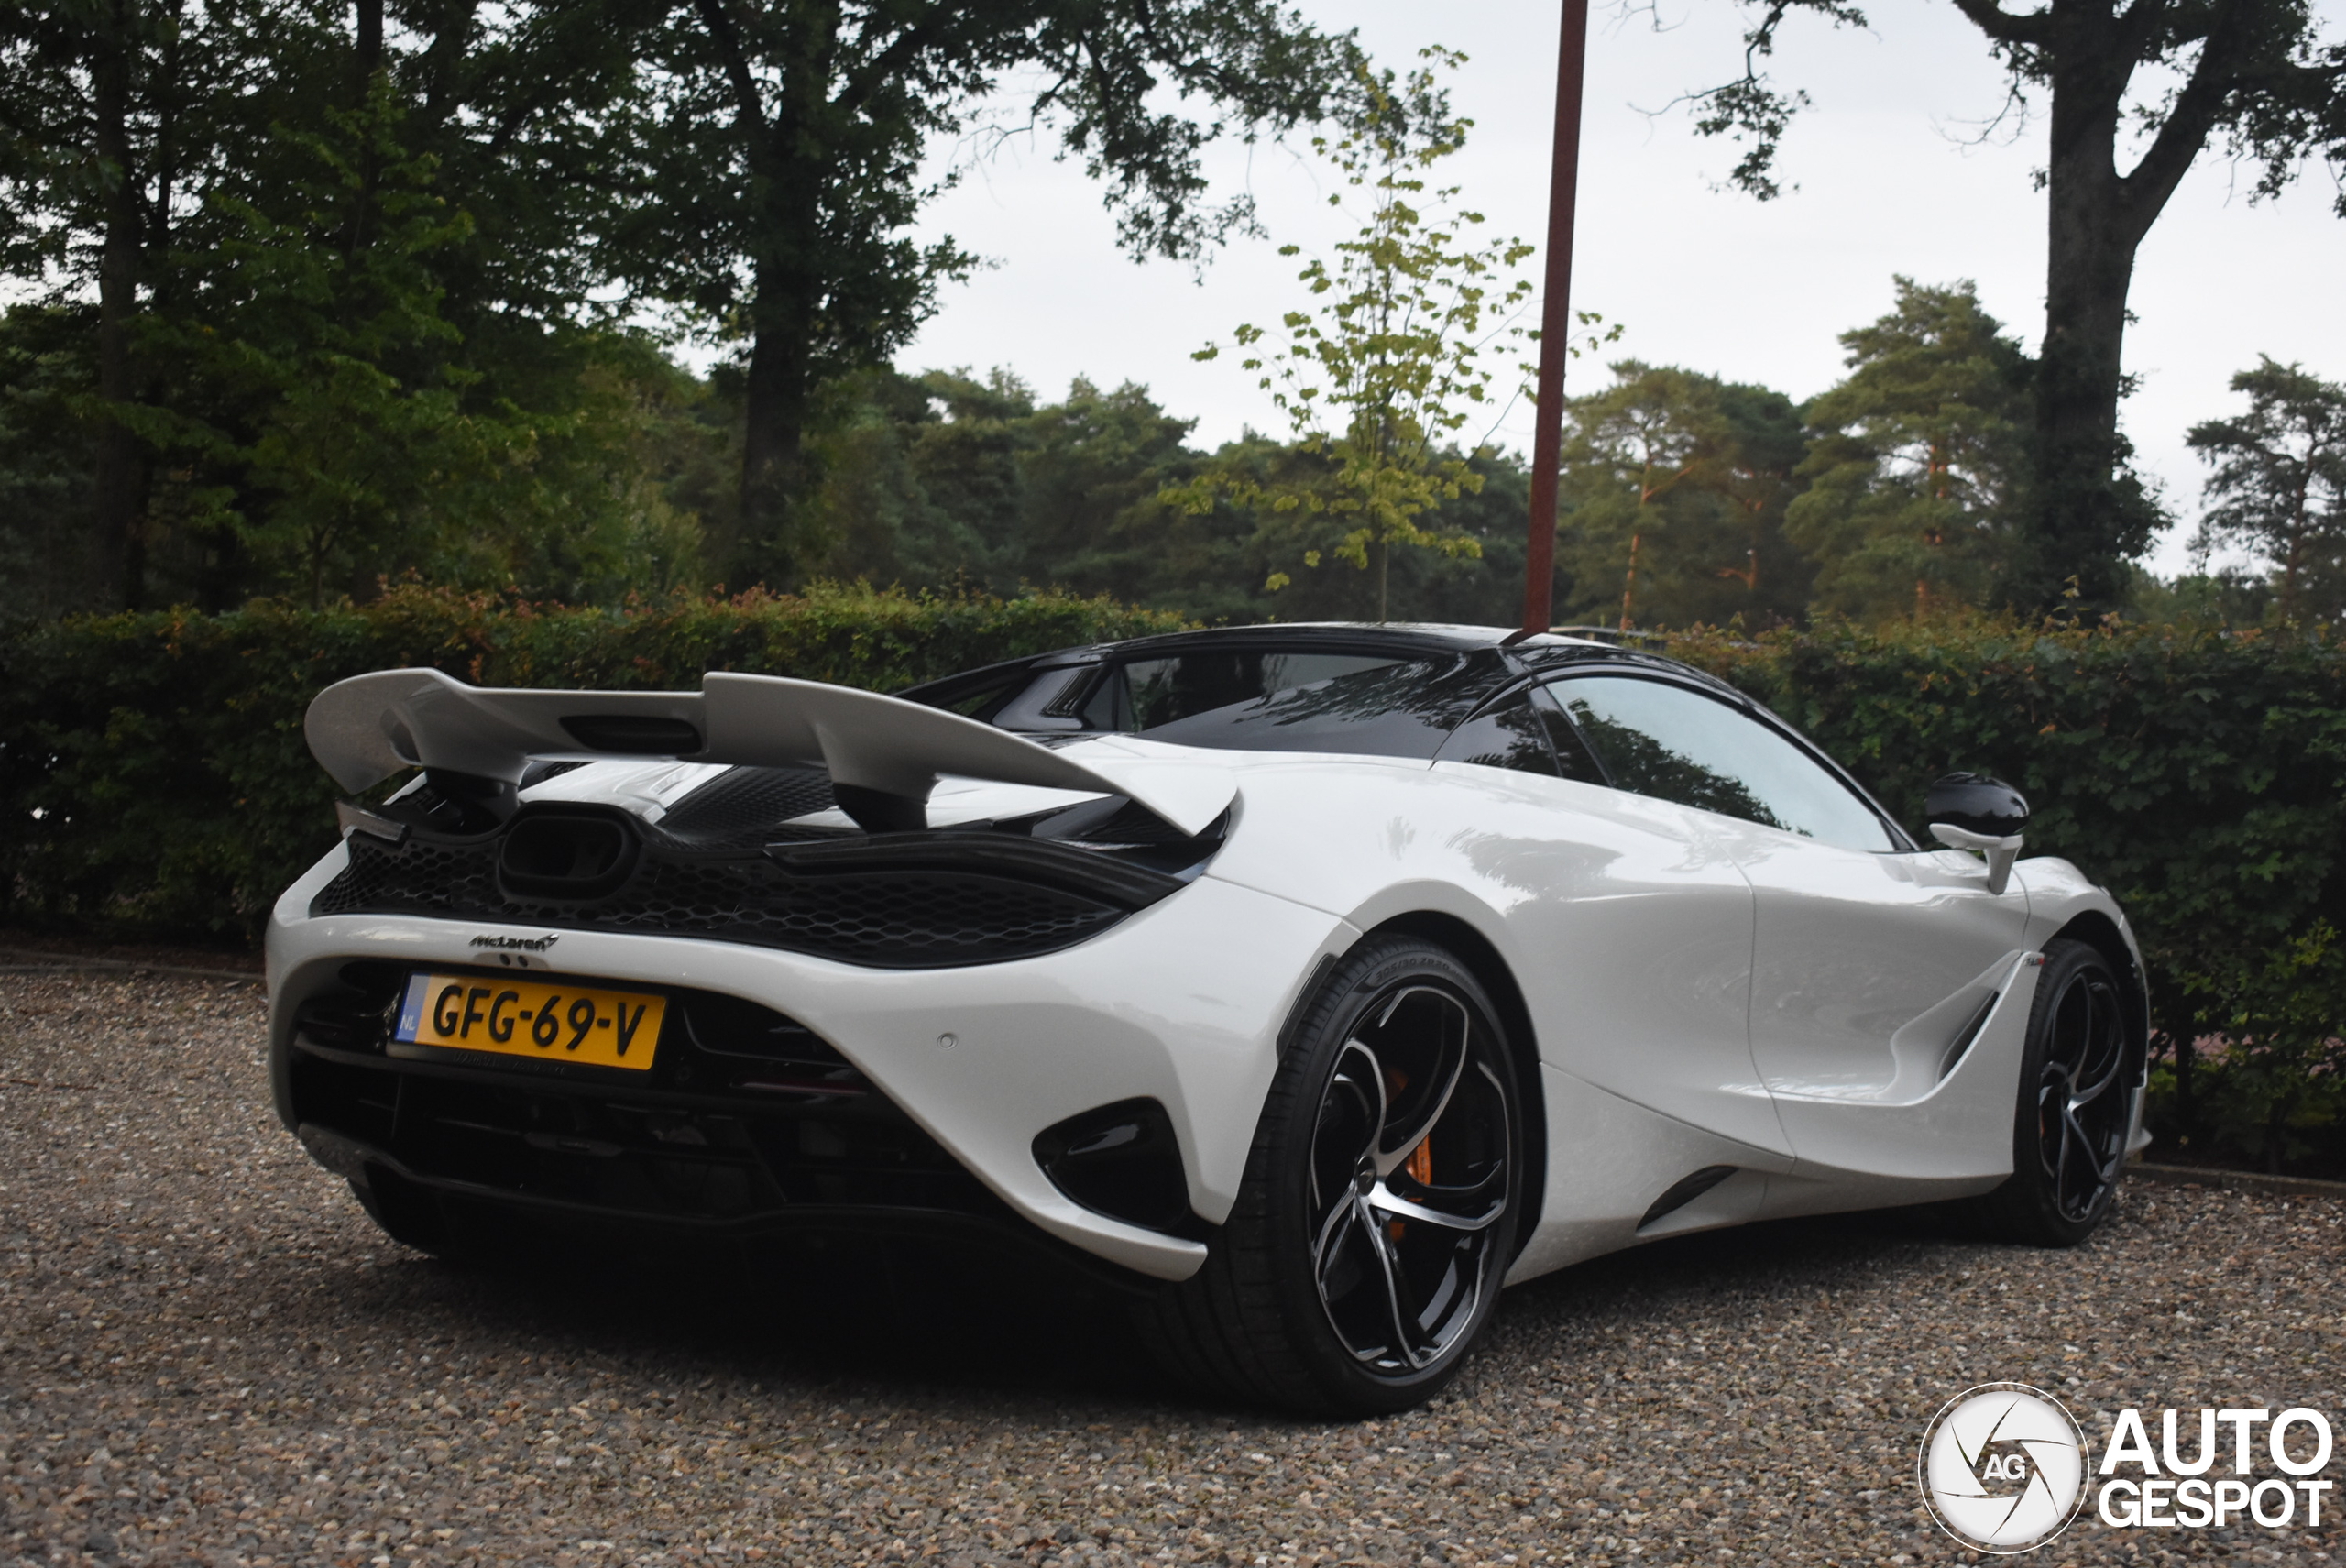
(304, 668, 1235, 836)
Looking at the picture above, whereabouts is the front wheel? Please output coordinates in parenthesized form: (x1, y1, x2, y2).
(1137, 936, 1523, 1414)
(1972, 938, 2139, 1246)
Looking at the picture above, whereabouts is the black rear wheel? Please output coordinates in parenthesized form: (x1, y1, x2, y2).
(1137, 936, 1522, 1414)
(1973, 938, 2138, 1245)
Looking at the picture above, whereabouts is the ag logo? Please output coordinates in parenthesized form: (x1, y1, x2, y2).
(1918, 1383, 2090, 1553)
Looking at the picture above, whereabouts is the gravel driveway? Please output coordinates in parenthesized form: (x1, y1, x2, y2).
(3, 966, 2339, 1568)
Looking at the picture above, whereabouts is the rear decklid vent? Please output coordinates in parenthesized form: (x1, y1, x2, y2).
(655, 765, 837, 849)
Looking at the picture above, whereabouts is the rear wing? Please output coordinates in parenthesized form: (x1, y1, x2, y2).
(304, 668, 1234, 836)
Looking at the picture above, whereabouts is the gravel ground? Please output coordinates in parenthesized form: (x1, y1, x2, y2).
(3, 967, 2341, 1568)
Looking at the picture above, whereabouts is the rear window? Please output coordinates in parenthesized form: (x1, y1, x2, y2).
(1084, 651, 1493, 759)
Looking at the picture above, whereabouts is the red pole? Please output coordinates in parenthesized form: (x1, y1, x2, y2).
(1519, 0, 1593, 637)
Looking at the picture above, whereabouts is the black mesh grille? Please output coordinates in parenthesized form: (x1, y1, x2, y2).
(312, 831, 1129, 967)
(657, 766, 836, 847)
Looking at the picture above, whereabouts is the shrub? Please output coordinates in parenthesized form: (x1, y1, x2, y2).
(0, 583, 1184, 941)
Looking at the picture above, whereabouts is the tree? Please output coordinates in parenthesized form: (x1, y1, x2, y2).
(1167, 49, 1536, 622)
(1672, 0, 2346, 611)
(163, 82, 487, 608)
(0, 0, 670, 609)
(0, 304, 103, 617)
(603, 0, 1355, 586)
(2186, 357, 2346, 622)
(0, 0, 261, 608)
(791, 367, 1214, 606)
(1554, 361, 1812, 630)
(1787, 279, 2035, 621)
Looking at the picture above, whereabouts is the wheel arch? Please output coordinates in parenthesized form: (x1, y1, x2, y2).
(2047, 910, 2151, 1084)
(1355, 909, 1548, 1261)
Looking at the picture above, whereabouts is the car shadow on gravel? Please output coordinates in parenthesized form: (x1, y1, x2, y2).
(293, 1226, 1178, 1410)
(1486, 1200, 2023, 1346)
(244, 1200, 2026, 1417)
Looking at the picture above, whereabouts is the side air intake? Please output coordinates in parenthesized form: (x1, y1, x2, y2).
(1638, 1165, 1738, 1231)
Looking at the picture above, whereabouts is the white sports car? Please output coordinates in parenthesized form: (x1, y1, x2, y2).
(268, 624, 2148, 1412)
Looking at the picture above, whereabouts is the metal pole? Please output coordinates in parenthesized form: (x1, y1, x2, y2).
(1519, 0, 1592, 637)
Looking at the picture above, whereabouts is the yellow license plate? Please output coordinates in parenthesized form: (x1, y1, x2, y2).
(393, 973, 665, 1070)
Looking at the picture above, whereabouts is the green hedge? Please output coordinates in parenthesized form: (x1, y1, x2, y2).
(1667, 619, 2346, 1173)
(0, 584, 1183, 941)
(5, 598, 2340, 1170)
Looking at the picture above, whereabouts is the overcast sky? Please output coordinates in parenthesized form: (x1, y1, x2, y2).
(900, 0, 2346, 576)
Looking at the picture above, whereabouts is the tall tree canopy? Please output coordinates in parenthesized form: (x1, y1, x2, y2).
(1788, 279, 2034, 621)
(0, 0, 254, 605)
(1554, 361, 1814, 631)
(1167, 50, 1535, 622)
(1676, 0, 2346, 611)
(0, 0, 664, 609)
(2187, 356, 2346, 621)
(608, 0, 1358, 586)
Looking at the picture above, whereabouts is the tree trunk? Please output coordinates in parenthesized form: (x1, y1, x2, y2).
(2030, 34, 2154, 613)
(1619, 528, 1641, 630)
(728, 67, 830, 591)
(91, 2, 148, 609)
(2280, 466, 2312, 617)
(2020, 0, 2253, 613)
(737, 280, 815, 589)
(355, 0, 382, 78)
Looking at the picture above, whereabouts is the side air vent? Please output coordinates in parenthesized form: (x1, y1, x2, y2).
(1034, 1099, 1200, 1235)
(1937, 992, 2001, 1081)
(1638, 1165, 1738, 1231)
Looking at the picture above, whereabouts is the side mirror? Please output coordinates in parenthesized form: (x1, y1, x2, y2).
(1925, 772, 2028, 895)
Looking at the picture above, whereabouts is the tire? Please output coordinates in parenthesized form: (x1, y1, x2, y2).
(349, 1165, 462, 1258)
(1971, 938, 2139, 1246)
(1137, 935, 1524, 1415)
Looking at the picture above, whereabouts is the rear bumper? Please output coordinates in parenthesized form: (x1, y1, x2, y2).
(295, 1122, 1158, 1294)
(267, 850, 1352, 1281)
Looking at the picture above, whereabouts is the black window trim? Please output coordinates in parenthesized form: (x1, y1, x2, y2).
(1535, 667, 1919, 853)
(1439, 676, 1613, 786)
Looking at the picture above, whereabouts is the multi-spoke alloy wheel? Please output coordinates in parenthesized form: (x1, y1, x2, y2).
(1309, 987, 1511, 1373)
(1975, 938, 2141, 1246)
(1138, 936, 1523, 1414)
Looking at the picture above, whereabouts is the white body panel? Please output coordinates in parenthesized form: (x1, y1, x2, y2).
(1216, 758, 1787, 1158)
(269, 695, 2150, 1290)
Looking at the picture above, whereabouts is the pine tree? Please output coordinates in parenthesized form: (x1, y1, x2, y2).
(1786, 280, 2034, 621)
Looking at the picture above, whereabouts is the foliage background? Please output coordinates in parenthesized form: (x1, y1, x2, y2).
(0, 584, 1178, 940)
